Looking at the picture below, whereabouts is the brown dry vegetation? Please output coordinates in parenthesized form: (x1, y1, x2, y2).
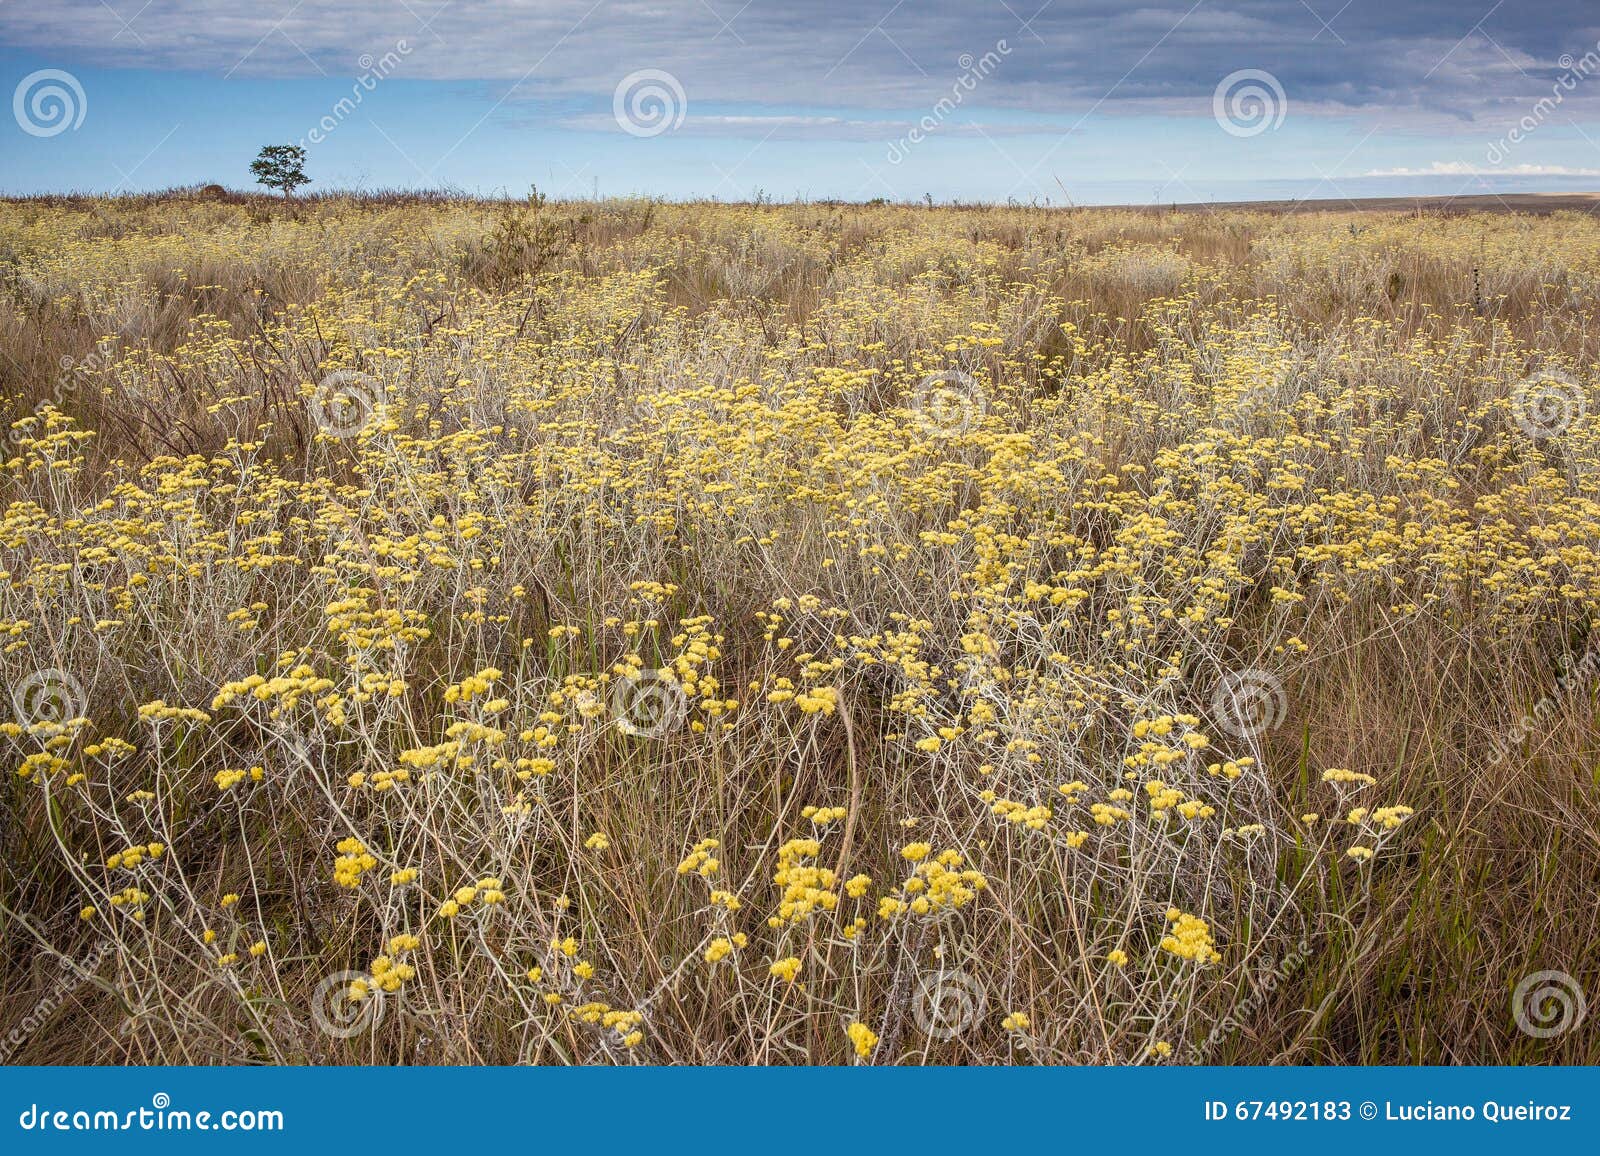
(0, 191, 1597, 1065)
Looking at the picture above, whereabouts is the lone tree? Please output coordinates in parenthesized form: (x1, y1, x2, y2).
(251, 145, 310, 198)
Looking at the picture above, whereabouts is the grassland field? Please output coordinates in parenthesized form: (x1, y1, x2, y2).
(0, 191, 1597, 1065)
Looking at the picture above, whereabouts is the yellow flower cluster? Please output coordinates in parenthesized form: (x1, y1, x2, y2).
(570, 1003, 644, 1049)
(847, 1022, 879, 1058)
(332, 837, 377, 888)
(677, 838, 721, 878)
(878, 847, 987, 919)
(105, 842, 164, 870)
(801, 805, 847, 825)
(1159, 908, 1222, 965)
(987, 796, 1054, 830)
(440, 876, 506, 917)
(356, 934, 423, 997)
(136, 700, 211, 725)
(770, 957, 802, 984)
(703, 933, 747, 963)
(214, 766, 264, 791)
(769, 838, 840, 926)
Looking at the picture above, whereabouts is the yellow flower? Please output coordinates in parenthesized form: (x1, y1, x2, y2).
(770, 957, 802, 984)
(847, 1021, 878, 1058)
(1160, 909, 1222, 965)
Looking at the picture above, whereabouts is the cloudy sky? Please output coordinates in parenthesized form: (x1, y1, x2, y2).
(3, 1, 1600, 201)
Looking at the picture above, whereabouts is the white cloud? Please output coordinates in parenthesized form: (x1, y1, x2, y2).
(1364, 161, 1600, 177)
(6, 0, 1600, 123)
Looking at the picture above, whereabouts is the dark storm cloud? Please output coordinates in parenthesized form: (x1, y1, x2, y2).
(3, 1, 1598, 131)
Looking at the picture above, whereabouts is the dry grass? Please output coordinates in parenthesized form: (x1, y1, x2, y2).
(0, 192, 1597, 1065)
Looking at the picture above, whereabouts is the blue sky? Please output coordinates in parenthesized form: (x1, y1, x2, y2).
(3, 1, 1600, 203)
